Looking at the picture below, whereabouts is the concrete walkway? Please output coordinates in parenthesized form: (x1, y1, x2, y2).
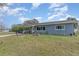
(0, 34, 16, 38)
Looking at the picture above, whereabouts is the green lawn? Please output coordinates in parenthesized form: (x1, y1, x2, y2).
(0, 34, 79, 56)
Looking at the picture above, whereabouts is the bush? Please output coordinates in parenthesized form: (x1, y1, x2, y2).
(11, 24, 32, 32)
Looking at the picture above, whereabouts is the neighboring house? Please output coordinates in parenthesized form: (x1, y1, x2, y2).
(0, 28, 9, 32)
(32, 17, 78, 35)
(78, 21, 79, 32)
(23, 19, 39, 26)
(22, 19, 39, 33)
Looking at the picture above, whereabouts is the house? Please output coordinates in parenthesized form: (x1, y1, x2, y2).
(32, 17, 78, 35)
(23, 19, 39, 26)
(22, 19, 39, 33)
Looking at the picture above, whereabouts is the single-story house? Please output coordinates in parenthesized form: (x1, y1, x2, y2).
(32, 18, 78, 35)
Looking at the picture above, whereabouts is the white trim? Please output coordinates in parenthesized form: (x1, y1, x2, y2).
(55, 25, 65, 30)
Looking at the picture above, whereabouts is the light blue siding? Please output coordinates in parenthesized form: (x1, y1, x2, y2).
(65, 23, 74, 35)
(34, 23, 75, 35)
(34, 26, 48, 34)
(47, 25, 65, 35)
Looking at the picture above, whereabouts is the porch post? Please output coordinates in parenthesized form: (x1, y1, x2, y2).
(32, 25, 34, 34)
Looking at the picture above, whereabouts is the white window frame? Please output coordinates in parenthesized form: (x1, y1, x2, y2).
(55, 25, 65, 30)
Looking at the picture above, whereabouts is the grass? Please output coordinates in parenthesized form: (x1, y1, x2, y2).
(0, 32, 15, 35)
(0, 34, 79, 56)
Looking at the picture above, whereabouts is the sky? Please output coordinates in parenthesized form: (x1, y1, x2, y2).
(0, 3, 79, 28)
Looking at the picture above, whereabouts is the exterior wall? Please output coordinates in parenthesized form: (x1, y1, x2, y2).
(47, 24, 65, 35)
(33, 26, 48, 34)
(65, 23, 74, 35)
(33, 23, 75, 35)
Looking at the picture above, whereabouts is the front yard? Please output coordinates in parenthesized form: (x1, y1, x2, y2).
(0, 32, 15, 35)
(0, 34, 79, 56)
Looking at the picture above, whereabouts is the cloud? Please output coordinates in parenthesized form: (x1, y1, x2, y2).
(35, 17, 42, 20)
(77, 18, 79, 21)
(59, 15, 72, 21)
(0, 4, 29, 24)
(35, 16, 45, 22)
(7, 3, 14, 6)
(0, 6, 9, 21)
(8, 7, 28, 16)
(48, 12, 68, 20)
(0, 4, 28, 18)
(19, 17, 30, 23)
(3, 6, 28, 16)
(48, 13, 51, 16)
(49, 3, 65, 9)
(54, 5, 68, 13)
(29, 3, 42, 13)
(31, 3, 41, 9)
(48, 15, 57, 20)
(48, 4, 69, 21)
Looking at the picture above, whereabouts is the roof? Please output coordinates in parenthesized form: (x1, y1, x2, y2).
(34, 20, 78, 26)
(23, 19, 39, 26)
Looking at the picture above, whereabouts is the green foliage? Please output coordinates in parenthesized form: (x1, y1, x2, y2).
(11, 24, 32, 32)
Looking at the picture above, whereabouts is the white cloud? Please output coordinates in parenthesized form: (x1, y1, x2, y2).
(48, 12, 65, 21)
(48, 14, 57, 20)
(35, 17, 42, 20)
(31, 3, 41, 9)
(54, 5, 68, 13)
(35, 17, 43, 22)
(48, 4, 69, 21)
(59, 15, 72, 21)
(0, 5, 28, 18)
(0, 4, 29, 23)
(0, 6, 9, 13)
(77, 18, 79, 20)
(19, 17, 30, 23)
(7, 3, 14, 6)
(8, 7, 28, 16)
(0, 6, 9, 22)
(49, 3, 64, 9)
(35, 16, 46, 23)
(48, 13, 52, 16)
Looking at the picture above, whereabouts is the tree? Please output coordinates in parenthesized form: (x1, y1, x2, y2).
(11, 24, 32, 32)
(0, 3, 8, 32)
(0, 3, 7, 7)
(0, 21, 5, 32)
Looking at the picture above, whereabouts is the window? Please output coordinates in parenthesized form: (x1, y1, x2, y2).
(56, 25, 65, 30)
(43, 27, 45, 30)
(37, 26, 45, 30)
(74, 24, 77, 29)
(37, 27, 40, 30)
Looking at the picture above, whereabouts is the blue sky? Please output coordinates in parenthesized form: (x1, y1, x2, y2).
(0, 3, 79, 28)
